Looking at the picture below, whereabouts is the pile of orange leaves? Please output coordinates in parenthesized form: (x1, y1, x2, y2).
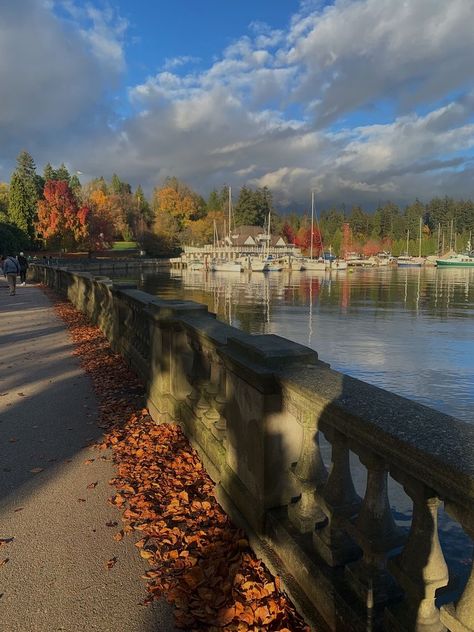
(47, 288, 310, 632)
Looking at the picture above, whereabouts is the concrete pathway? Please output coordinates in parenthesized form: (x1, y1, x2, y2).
(0, 278, 176, 632)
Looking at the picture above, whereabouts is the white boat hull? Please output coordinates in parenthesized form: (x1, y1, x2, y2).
(331, 260, 348, 270)
(211, 261, 243, 272)
(303, 259, 327, 271)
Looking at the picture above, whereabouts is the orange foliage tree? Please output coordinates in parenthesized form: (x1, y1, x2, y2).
(36, 180, 89, 251)
(86, 190, 116, 250)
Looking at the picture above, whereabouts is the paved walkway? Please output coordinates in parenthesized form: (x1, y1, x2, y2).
(0, 279, 176, 632)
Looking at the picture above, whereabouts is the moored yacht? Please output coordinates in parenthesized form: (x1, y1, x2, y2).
(211, 259, 243, 272)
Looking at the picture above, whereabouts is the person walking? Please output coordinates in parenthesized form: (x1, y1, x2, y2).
(1, 254, 20, 295)
(17, 251, 29, 285)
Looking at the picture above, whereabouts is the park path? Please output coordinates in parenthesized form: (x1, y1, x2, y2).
(0, 278, 176, 632)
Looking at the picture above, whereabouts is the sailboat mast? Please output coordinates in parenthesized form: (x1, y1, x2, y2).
(419, 217, 422, 258)
(228, 186, 232, 239)
(406, 230, 409, 256)
(310, 191, 314, 260)
(267, 211, 271, 258)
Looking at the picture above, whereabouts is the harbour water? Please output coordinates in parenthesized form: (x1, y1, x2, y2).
(138, 266, 474, 424)
(130, 265, 474, 593)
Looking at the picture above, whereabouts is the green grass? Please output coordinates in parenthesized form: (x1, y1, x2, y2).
(111, 241, 139, 250)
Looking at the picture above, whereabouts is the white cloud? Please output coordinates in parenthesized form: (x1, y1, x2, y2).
(1, 0, 474, 209)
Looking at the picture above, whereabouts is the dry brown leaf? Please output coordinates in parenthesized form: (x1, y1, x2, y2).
(106, 556, 117, 569)
(44, 287, 311, 632)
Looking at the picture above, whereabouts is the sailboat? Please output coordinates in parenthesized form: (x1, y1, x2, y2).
(303, 191, 327, 271)
(211, 187, 242, 272)
(397, 219, 424, 267)
(250, 211, 282, 271)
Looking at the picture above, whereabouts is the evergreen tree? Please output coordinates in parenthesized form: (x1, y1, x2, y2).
(55, 163, 70, 182)
(0, 183, 9, 222)
(43, 163, 55, 181)
(8, 150, 39, 241)
(233, 186, 271, 227)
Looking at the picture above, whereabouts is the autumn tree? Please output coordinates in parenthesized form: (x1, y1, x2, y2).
(295, 226, 323, 255)
(153, 177, 205, 246)
(36, 180, 89, 251)
(8, 150, 41, 241)
(84, 189, 115, 250)
(282, 221, 295, 244)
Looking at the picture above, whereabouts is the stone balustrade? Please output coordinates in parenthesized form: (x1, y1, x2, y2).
(32, 264, 474, 632)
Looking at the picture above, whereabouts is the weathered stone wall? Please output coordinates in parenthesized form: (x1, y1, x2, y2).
(32, 265, 474, 632)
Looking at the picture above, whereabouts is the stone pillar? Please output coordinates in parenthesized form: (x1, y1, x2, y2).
(287, 417, 328, 533)
(385, 476, 448, 632)
(313, 428, 361, 566)
(345, 450, 404, 608)
(440, 504, 474, 632)
(146, 300, 208, 421)
(219, 335, 318, 532)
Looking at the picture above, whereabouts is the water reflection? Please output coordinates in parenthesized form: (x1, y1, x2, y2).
(139, 266, 474, 424)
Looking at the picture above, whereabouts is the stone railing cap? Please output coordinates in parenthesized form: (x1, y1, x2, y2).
(280, 364, 474, 505)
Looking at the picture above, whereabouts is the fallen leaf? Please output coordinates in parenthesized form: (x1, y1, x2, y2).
(87, 481, 98, 489)
(113, 531, 124, 542)
(106, 521, 118, 527)
(106, 556, 117, 569)
(29, 468, 44, 474)
(0, 559, 9, 567)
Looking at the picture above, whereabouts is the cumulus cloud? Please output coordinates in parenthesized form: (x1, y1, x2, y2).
(0, 0, 126, 173)
(0, 0, 473, 208)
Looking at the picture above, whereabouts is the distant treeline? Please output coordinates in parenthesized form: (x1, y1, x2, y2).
(1, 150, 473, 256)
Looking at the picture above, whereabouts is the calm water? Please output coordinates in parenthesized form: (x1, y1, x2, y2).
(138, 266, 474, 424)
(131, 266, 474, 588)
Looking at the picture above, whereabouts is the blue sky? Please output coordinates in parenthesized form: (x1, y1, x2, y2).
(0, 0, 473, 209)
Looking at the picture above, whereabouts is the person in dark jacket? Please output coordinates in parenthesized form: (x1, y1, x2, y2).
(17, 252, 29, 286)
(1, 254, 20, 295)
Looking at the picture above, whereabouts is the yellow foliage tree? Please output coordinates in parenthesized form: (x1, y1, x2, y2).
(154, 186, 199, 227)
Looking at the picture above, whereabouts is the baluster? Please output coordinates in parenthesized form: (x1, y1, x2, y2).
(185, 336, 211, 419)
(204, 354, 227, 440)
(313, 428, 362, 566)
(287, 415, 327, 534)
(345, 450, 404, 608)
(385, 475, 448, 631)
(440, 505, 474, 632)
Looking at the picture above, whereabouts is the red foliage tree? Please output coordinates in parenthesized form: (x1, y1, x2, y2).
(295, 226, 323, 255)
(282, 221, 295, 244)
(361, 239, 381, 256)
(36, 180, 89, 250)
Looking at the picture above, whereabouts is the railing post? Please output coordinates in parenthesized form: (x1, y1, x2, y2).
(440, 504, 474, 632)
(313, 428, 362, 566)
(385, 475, 448, 631)
(287, 416, 328, 533)
(345, 450, 404, 609)
(203, 352, 227, 441)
